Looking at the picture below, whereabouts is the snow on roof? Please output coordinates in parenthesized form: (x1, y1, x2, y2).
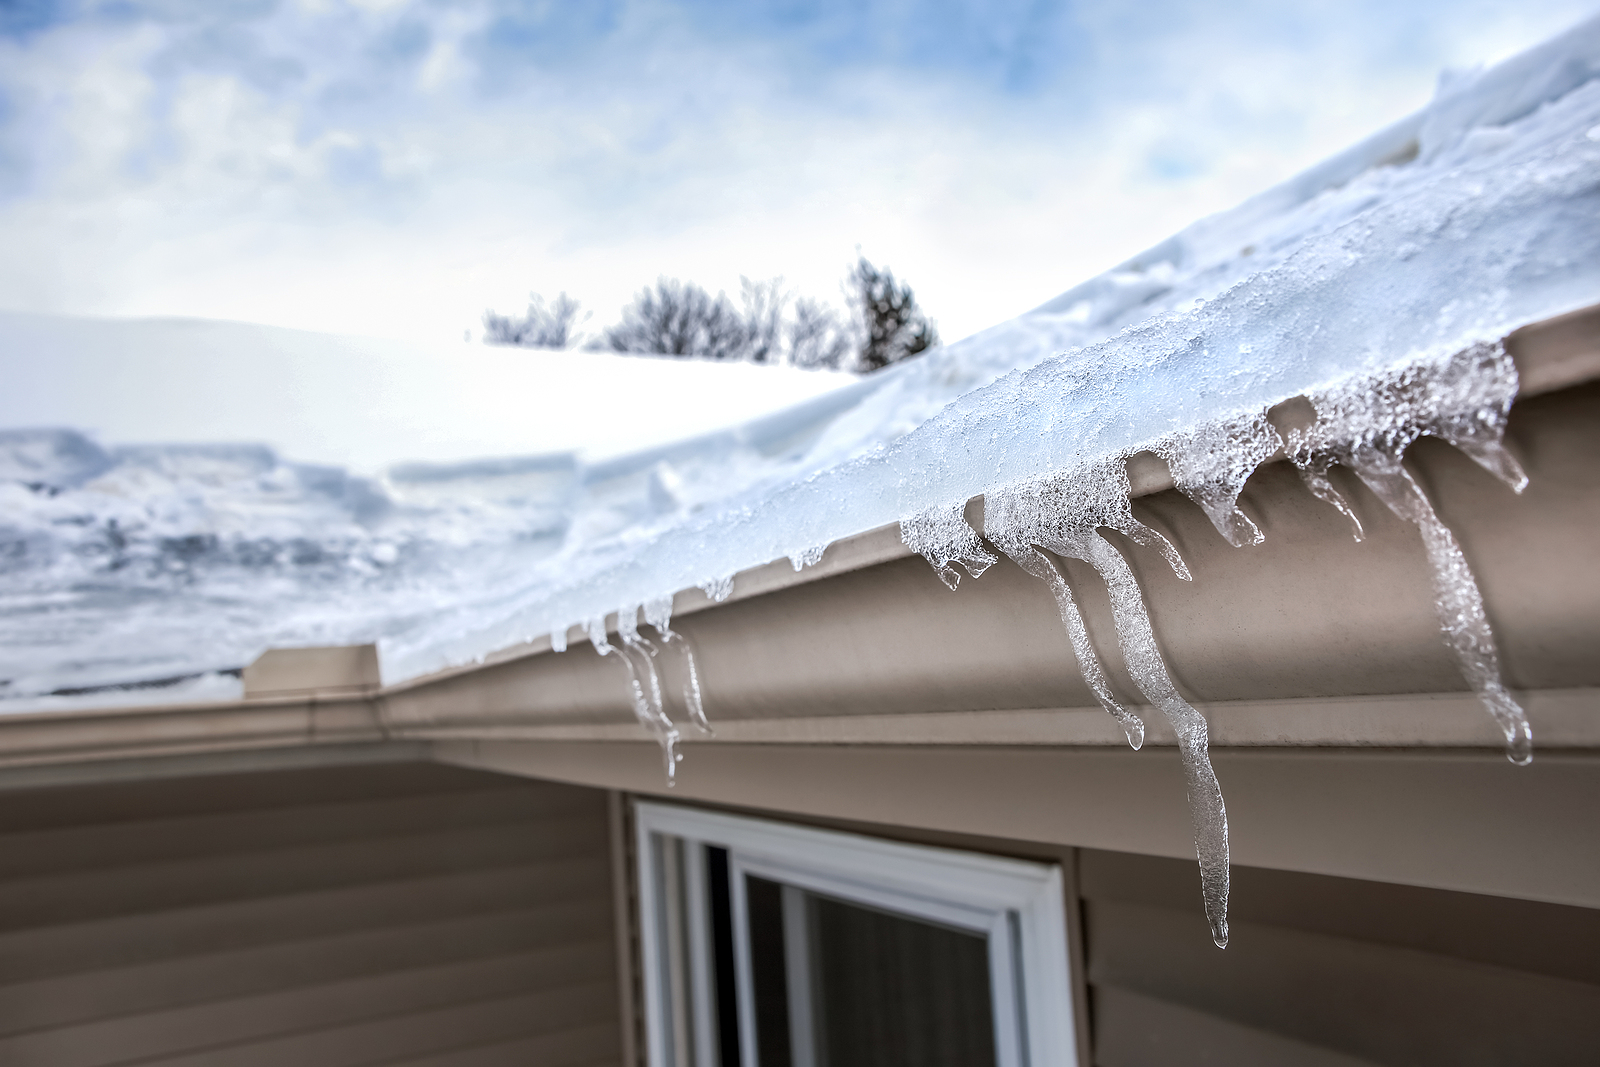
(2, 15, 1599, 708)
(382, 14, 1600, 683)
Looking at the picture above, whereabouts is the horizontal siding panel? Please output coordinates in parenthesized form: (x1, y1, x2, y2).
(0, 899, 611, 1036)
(0, 815, 605, 932)
(1080, 848, 1600, 985)
(0, 763, 509, 835)
(0, 761, 622, 1067)
(0, 945, 613, 1066)
(0, 783, 598, 880)
(378, 1020, 623, 1067)
(1092, 985, 1378, 1067)
(1080, 848, 1600, 1066)
(1086, 898, 1600, 1066)
(0, 855, 608, 981)
(139, 983, 618, 1067)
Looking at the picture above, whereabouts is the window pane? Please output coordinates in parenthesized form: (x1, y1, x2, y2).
(746, 875, 793, 1067)
(707, 847, 743, 1067)
(810, 895, 997, 1067)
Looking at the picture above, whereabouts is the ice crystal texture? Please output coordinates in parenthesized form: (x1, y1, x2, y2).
(1154, 411, 1283, 547)
(900, 501, 998, 590)
(788, 545, 827, 572)
(589, 613, 681, 783)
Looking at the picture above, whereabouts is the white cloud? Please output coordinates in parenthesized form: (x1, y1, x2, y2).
(1, 0, 1596, 351)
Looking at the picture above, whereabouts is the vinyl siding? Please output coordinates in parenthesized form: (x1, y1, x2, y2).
(1079, 848, 1600, 1066)
(0, 761, 622, 1067)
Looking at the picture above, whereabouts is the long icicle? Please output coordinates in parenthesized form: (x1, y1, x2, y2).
(1346, 453, 1532, 763)
(1288, 340, 1532, 763)
(1003, 542, 1145, 750)
(1059, 530, 1230, 948)
(987, 457, 1230, 946)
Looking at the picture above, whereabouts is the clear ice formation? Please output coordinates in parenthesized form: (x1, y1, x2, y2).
(582, 596, 717, 785)
(899, 501, 998, 590)
(902, 335, 1540, 946)
(788, 545, 827, 572)
(644, 594, 714, 737)
(589, 613, 682, 783)
(1287, 341, 1533, 764)
(980, 458, 1228, 947)
(549, 626, 568, 653)
(1153, 411, 1283, 548)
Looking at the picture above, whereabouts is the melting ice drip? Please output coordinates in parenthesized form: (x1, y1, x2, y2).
(1287, 341, 1532, 764)
(981, 459, 1230, 948)
(900, 339, 1533, 948)
(580, 598, 714, 784)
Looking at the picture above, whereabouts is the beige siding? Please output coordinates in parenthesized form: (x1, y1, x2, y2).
(0, 762, 622, 1067)
(1080, 848, 1600, 1066)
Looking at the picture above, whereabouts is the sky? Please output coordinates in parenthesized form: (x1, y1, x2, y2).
(0, 0, 1597, 463)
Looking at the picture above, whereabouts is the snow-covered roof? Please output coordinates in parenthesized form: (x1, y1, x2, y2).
(2, 15, 1599, 709)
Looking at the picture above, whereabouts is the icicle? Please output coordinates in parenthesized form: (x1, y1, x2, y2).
(1000, 539, 1145, 750)
(589, 613, 682, 783)
(900, 500, 999, 590)
(616, 604, 667, 724)
(1153, 410, 1283, 547)
(1287, 341, 1532, 764)
(698, 574, 735, 602)
(549, 626, 568, 653)
(1071, 530, 1230, 947)
(788, 544, 827, 571)
(643, 594, 713, 735)
(987, 456, 1229, 946)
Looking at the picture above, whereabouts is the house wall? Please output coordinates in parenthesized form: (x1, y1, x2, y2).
(1079, 848, 1600, 1066)
(0, 761, 625, 1067)
(618, 796, 1600, 1067)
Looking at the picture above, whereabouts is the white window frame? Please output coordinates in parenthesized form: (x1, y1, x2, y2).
(634, 801, 1078, 1067)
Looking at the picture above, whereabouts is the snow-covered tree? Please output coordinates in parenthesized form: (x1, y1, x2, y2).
(482, 258, 938, 373)
(482, 293, 587, 348)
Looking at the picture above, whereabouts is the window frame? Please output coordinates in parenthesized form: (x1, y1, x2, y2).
(634, 800, 1078, 1067)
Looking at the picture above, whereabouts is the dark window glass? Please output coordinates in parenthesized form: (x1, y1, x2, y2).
(810, 895, 997, 1067)
(707, 847, 742, 1067)
(746, 875, 792, 1067)
(744, 873, 997, 1067)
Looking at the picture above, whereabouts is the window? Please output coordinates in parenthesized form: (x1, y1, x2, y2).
(634, 802, 1078, 1067)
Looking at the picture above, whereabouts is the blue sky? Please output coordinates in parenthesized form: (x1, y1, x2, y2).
(2, 0, 1597, 346)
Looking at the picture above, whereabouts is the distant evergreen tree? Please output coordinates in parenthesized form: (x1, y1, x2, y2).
(849, 256, 939, 372)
